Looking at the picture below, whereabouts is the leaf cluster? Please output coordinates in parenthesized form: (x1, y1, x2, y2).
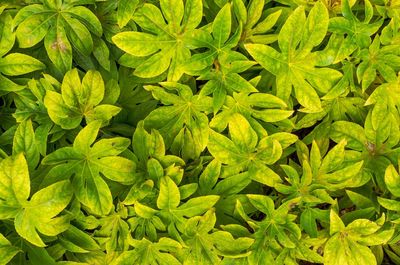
(1, 0, 400, 264)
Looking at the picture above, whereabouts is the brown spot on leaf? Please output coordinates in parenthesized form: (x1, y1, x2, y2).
(51, 37, 67, 52)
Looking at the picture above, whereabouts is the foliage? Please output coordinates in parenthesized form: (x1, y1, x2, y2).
(1, 0, 400, 264)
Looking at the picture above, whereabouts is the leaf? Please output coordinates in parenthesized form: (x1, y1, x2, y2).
(62, 16, 93, 56)
(228, 113, 258, 152)
(319, 139, 347, 174)
(0, 233, 20, 265)
(300, 209, 318, 238)
(114, 1, 203, 80)
(0, 154, 30, 210)
(377, 197, 400, 211)
(330, 121, 367, 151)
(44, 21, 72, 74)
(385, 164, 400, 197)
(329, 0, 383, 48)
(15, 180, 73, 247)
(324, 234, 377, 265)
(207, 129, 243, 164)
(157, 177, 180, 210)
(44, 68, 119, 129)
(0, 53, 45, 76)
(212, 3, 231, 48)
(43, 121, 134, 215)
(117, 0, 139, 28)
(144, 83, 211, 159)
(16, 13, 52, 48)
(199, 159, 221, 194)
(13, 119, 40, 170)
(301, 2, 329, 52)
(0, 13, 15, 57)
(174, 195, 219, 217)
(245, 2, 341, 112)
(330, 210, 345, 235)
(14, 2, 101, 72)
(183, 0, 203, 30)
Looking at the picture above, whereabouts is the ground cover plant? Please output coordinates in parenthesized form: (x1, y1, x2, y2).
(1, 0, 400, 264)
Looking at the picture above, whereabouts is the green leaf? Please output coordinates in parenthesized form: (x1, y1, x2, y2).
(330, 210, 345, 235)
(324, 234, 377, 265)
(208, 129, 243, 164)
(44, 69, 119, 129)
(300, 209, 318, 238)
(378, 197, 400, 211)
(0, 233, 20, 265)
(301, 2, 329, 52)
(0, 154, 30, 210)
(0, 13, 15, 57)
(212, 3, 231, 48)
(114, 1, 203, 80)
(183, 0, 203, 30)
(117, 0, 139, 28)
(228, 113, 258, 152)
(199, 159, 221, 194)
(330, 121, 367, 151)
(13, 119, 40, 170)
(44, 22, 72, 74)
(144, 83, 211, 159)
(385, 164, 400, 197)
(157, 177, 180, 210)
(43, 121, 134, 215)
(245, 2, 341, 113)
(0, 53, 45, 76)
(174, 195, 219, 217)
(62, 16, 93, 56)
(67, 6, 102, 37)
(15, 180, 73, 247)
(16, 13, 52, 48)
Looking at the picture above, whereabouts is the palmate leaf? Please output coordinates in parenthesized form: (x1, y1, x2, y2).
(14, 180, 73, 248)
(329, 0, 383, 48)
(324, 211, 394, 265)
(130, 121, 185, 186)
(144, 82, 212, 160)
(128, 201, 166, 241)
(95, 207, 130, 252)
(277, 140, 368, 193)
(246, 2, 342, 113)
(157, 176, 220, 218)
(329, 114, 400, 189)
(110, 237, 182, 265)
(0, 11, 45, 93)
(181, 209, 253, 264)
(183, 4, 256, 112)
(44, 68, 120, 129)
(14, 0, 102, 73)
(233, 0, 282, 44)
(196, 50, 258, 113)
(357, 36, 400, 91)
(42, 121, 136, 215)
(0, 154, 73, 247)
(210, 91, 293, 134)
(236, 195, 305, 263)
(112, 0, 203, 80)
(207, 112, 297, 187)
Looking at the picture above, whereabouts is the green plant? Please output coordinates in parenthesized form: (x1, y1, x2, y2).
(1, 0, 400, 264)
